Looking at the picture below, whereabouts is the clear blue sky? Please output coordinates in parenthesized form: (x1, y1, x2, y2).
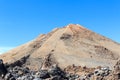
(0, 0, 120, 53)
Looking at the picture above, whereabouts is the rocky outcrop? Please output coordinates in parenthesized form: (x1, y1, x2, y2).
(111, 60, 120, 80)
(0, 59, 7, 78)
(0, 57, 120, 80)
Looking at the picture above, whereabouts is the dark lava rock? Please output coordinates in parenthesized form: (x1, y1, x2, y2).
(4, 72, 12, 80)
(1, 58, 120, 80)
(35, 70, 50, 79)
(48, 65, 64, 76)
(50, 76, 63, 80)
(0, 59, 8, 78)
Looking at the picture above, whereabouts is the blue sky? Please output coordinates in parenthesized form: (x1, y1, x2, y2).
(0, 0, 120, 54)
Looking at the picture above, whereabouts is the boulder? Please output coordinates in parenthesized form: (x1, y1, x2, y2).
(0, 59, 8, 78)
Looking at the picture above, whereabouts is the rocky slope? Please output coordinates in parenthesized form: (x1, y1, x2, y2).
(0, 24, 120, 71)
(0, 55, 120, 80)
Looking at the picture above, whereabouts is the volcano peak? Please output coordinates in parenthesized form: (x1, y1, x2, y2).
(0, 24, 120, 70)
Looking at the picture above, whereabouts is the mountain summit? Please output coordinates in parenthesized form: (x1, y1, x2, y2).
(0, 24, 120, 70)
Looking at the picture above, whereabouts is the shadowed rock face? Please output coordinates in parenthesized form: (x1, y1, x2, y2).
(112, 60, 120, 79)
(0, 24, 120, 70)
(0, 59, 7, 78)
